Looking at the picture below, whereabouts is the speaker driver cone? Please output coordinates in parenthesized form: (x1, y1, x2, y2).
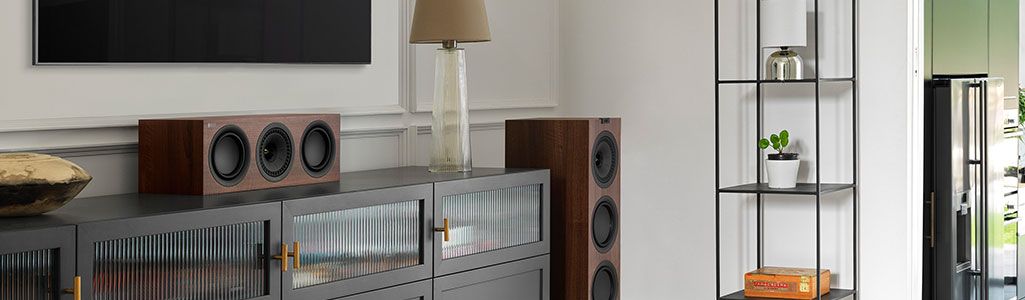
(592, 261, 619, 300)
(301, 121, 336, 178)
(592, 196, 619, 252)
(257, 123, 293, 182)
(592, 131, 619, 188)
(209, 125, 249, 187)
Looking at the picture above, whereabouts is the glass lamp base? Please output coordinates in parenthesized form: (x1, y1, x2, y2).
(429, 48, 472, 173)
(766, 48, 803, 80)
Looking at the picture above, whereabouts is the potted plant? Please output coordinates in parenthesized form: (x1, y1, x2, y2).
(758, 130, 800, 188)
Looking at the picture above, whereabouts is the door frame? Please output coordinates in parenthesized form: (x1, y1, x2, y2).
(0, 226, 76, 300)
(433, 255, 550, 300)
(281, 184, 434, 299)
(332, 279, 433, 300)
(76, 202, 282, 300)
(433, 170, 551, 276)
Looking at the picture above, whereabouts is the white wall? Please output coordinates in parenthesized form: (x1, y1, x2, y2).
(558, 0, 716, 297)
(558, 0, 920, 299)
(0, 0, 560, 197)
(3, 0, 923, 297)
(858, 0, 923, 298)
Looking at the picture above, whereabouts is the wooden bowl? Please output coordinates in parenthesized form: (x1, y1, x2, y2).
(0, 153, 92, 217)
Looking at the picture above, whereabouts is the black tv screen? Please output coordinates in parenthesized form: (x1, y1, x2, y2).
(35, 0, 371, 64)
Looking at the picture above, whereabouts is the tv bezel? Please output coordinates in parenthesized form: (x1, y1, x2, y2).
(31, 0, 373, 65)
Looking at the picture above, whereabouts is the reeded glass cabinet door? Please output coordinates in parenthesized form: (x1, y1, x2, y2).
(0, 226, 75, 300)
(76, 202, 281, 300)
(433, 170, 550, 276)
(282, 184, 433, 299)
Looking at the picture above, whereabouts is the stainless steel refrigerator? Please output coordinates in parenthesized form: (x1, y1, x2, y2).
(926, 77, 1008, 300)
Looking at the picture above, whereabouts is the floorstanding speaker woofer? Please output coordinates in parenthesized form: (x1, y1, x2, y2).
(257, 123, 294, 182)
(592, 196, 618, 253)
(301, 120, 336, 178)
(209, 125, 249, 187)
(592, 131, 618, 188)
(506, 118, 621, 300)
(592, 261, 619, 300)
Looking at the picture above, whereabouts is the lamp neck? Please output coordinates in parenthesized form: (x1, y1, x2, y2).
(442, 40, 458, 50)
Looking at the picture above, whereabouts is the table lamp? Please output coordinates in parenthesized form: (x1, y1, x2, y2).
(410, 0, 491, 173)
(762, 0, 807, 80)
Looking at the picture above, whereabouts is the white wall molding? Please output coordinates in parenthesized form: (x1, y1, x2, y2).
(415, 122, 505, 135)
(414, 97, 558, 113)
(4, 126, 410, 155)
(0, 104, 407, 133)
(27, 143, 139, 158)
(340, 127, 409, 139)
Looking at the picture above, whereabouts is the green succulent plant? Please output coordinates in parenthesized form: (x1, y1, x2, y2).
(758, 130, 790, 155)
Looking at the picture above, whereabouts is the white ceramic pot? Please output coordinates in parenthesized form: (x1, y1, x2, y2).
(766, 159, 800, 189)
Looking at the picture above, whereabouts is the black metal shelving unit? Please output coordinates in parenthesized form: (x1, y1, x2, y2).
(713, 0, 858, 299)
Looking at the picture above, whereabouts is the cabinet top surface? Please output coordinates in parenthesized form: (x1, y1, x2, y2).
(0, 167, 546, 232)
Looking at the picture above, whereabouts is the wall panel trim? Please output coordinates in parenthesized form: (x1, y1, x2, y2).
(0, 105, 407, 134)
(416, 122, 505, 135)
(2, 127, 412, 158)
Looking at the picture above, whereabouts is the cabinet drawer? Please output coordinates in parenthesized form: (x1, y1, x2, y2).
(434, 255, 550, 300)
(76, 202, 281, 300)
(283, 184, 433, 299)
(331, 280, 432, 300)
(433, 170, 550, 276)
(0, 226, 75, 300)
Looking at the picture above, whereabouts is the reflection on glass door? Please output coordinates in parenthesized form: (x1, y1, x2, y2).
(291, 200, 422, 289)
(0, 249, 56, 300)
(440, 184, 543, 259)
(91, 221, 267, 300)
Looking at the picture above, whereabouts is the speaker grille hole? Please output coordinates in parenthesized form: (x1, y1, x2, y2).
(592, 261, 618, 300)
(258, 123, 293, 182)
(592, 131, 619, 188)
(209, 125, 249, 187)
(592, 196, 618, 253)
(301, 121, 335, 178)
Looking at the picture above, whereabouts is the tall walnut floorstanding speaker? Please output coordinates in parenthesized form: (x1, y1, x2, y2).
(506, 117, 621, 300)
(139, 114, 340, 195)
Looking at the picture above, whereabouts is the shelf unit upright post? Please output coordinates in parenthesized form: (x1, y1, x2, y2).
(713, 0, 858, 299)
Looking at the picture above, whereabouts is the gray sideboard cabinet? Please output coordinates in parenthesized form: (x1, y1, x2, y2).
(0, 167, 550, 300)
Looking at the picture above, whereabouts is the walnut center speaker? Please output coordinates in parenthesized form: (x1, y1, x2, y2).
(506, 117, 621, 300)
(139, 114, 340, 195)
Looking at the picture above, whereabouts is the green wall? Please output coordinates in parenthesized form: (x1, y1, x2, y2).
(926, 0, 1018, 96)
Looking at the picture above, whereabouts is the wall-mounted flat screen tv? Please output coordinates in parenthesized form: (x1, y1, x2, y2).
(35, 0, 371, 64)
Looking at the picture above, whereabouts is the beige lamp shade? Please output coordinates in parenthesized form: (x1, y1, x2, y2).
(410, 0, 491, 44)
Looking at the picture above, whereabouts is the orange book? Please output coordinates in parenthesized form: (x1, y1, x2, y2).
(744, 267, 831, 299)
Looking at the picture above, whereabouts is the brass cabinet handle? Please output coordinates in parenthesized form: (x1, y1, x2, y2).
(62, 276, 80, 300)
(292, 241, 301, 270)
(272, 242, 301, 272)
(434, 218, 451, 242)
(272, 242, 290, 272)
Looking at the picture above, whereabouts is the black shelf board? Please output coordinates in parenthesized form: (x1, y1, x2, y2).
(718, 183, 855, 195)
(721, 289, 855, 300)
(717, 78, 856, 85)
